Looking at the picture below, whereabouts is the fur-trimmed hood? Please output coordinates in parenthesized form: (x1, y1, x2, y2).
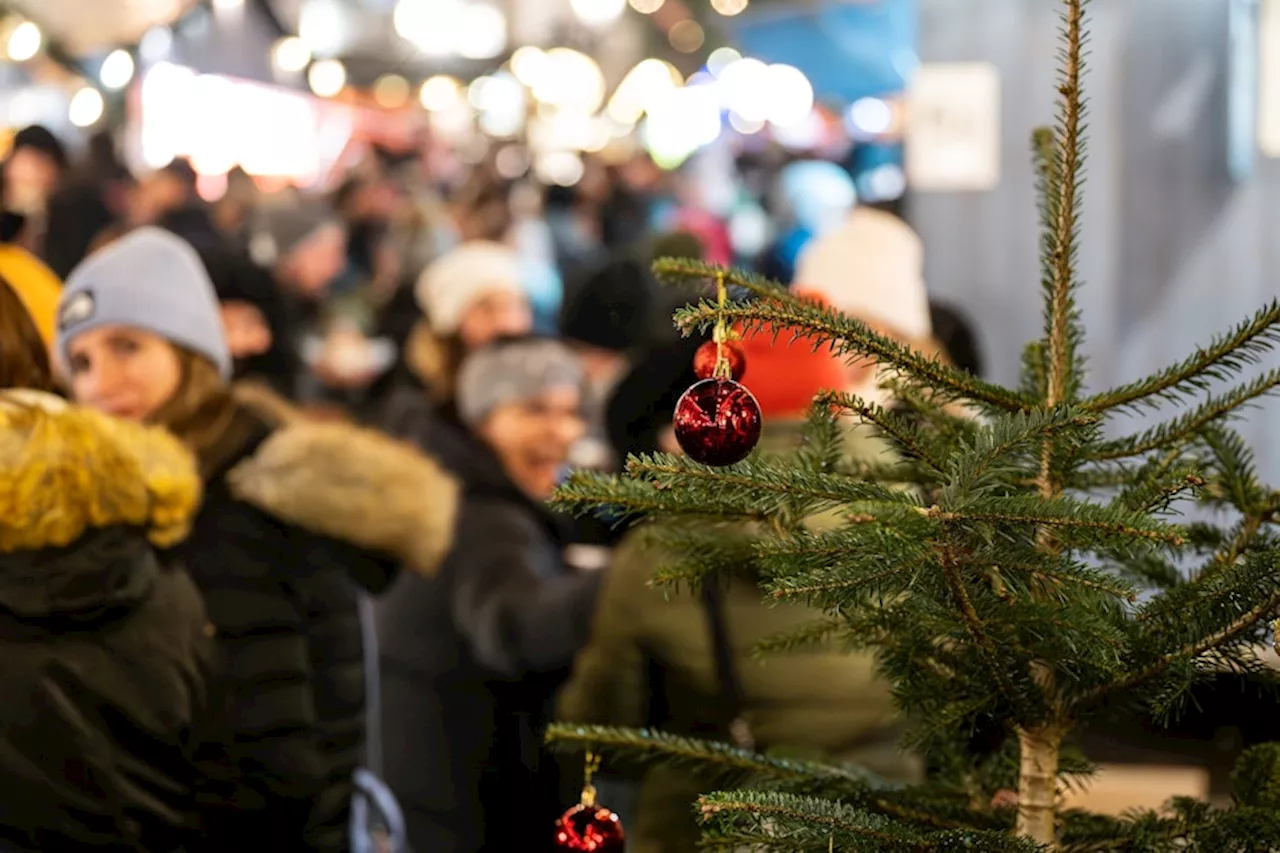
(224, 383, 459, 576)
(0, 390, 201, 553)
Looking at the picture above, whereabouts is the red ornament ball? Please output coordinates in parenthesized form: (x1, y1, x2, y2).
(554, 803, 625, 852)
(693, 339, 747, 381)
(673, 378, 763, 467)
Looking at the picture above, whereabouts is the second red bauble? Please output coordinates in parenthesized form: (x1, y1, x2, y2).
(554, 804, 626, 852)
(673, 378, 762, 467)
(693, 339, 747, 381)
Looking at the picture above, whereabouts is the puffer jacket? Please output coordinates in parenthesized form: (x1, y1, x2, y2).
(557, 420, 920, 853)
(0, 391, 214, 852)
(376, 425, 602, 853)
(175, 389, 457, 853)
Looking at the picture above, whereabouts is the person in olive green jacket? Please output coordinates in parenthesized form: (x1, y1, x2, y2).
(559, 311, 922, 853)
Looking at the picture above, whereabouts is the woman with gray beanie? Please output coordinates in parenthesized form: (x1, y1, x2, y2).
(56, 227, 459, 853)
(375, 336, 605, 852)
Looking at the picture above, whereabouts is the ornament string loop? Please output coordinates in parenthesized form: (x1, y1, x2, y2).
(581, 750, 601, 808)
(713, 271, 732, 381)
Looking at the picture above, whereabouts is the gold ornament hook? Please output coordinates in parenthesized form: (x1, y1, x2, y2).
(581, 750, 602, 808)
(713, 271, 731, 381)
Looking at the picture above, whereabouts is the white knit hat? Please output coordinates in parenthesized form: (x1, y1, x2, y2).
(415, 241, 525, 335)
(793, 208, 932, 342)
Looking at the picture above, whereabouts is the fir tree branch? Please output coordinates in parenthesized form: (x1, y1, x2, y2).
(927, 497, 1185, 546)
(625, 453, 916, 512)
(1086, 553, 1280, 703)
(698, 791, 926, 849)
(545, 724, 889, 789)
(814, 391, 949, 474)
(1044, 0, 1086, 410)
(752, 617, 846, 655)
(994, 560, 1136, 602)
(944, 406, 1096, 497)
(697, 792, 1038, 853)
(553, 469, 771, 521)
(671, 290, 1034, 412)
(1083, 301, 1280, 415)
(1092, 368, 1280, 461)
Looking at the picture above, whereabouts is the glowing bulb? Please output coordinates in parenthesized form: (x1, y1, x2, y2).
(308, 59, 346, 98)
(7, 21, 41, 62)
(374, 74, 411, 108)
(764, 64, 813, 128)
(212, 0, 244, 9)
(68, 87, 105, 128)
(100, 50, 135, 90)
(536, 151, 585, 187)
(570, 0, 626, 28)
(710, 0, 748, 15)
(510, 46, 548, 88)
(272, 36, 312, 73)
(139, 26, 173, 63)
(668, 20, 705, 53)
(707, 47, 741, 77)
(532, 49, 606, 114)
(629, 0, 664, 11)
(420, 75, 462, 111)
(457, 4, 507, 60)
(718, 57, 771, 123)
(849, 97, 893, 136)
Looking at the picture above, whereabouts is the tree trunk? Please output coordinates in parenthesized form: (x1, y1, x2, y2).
(1015, 724, 1062, 848)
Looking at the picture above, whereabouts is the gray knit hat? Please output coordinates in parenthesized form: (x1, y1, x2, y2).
(456, 338, 584, 427)
(56, 227, 232, 378)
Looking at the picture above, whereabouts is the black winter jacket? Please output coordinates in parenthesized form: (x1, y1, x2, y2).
(376, 425, 602, 853)
(0, 530, 213, 853)
(175, 397, 457, 853)
(0, 392, 214, 853)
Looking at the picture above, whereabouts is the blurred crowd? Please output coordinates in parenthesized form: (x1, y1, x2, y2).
(0, 123, 985, 853)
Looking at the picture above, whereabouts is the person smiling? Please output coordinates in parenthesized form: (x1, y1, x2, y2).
(55, 227, 458, 853)
(374, 336, 604, 852)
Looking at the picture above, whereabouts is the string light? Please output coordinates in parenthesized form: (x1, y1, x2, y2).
(668, 20, 705, 53)
(710, 0, 748, 15)
(420, 75, 462, 111)
(100, 50, 136, 90)
(308, 59, 346, 98)
(374, 74, 411, 108)
(7, 21, 41, 62)
(272, 36, 312, 73)
(629, 0, 665, 11)
(69, 87, 105, 128)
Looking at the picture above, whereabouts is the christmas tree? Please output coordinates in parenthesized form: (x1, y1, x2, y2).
(550, 0, 1280, 848)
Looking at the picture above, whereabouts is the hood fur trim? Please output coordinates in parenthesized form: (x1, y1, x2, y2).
(225, 420, 458, 575)
(0, 391, 201, 552)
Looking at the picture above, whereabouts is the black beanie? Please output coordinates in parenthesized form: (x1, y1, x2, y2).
(560, 257, 654, 353)
(11, 125, 67, 170)
(605, 337, 702, 461)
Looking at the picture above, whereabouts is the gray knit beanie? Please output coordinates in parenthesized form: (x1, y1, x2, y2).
(456, 338, 584, 427)
(56, 227, 231, 378)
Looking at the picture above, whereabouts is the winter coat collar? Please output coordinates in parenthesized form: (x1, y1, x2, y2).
(219, 383, 460, 576)
(0, 526, 157, 624)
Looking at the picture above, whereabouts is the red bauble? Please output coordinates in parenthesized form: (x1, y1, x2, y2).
(554, 803, 625, 852)
(693, 339, 747, 381)
(673, 378, 762, 467)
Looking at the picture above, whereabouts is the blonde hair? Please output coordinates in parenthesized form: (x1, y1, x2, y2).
(149, 347, 240, 473)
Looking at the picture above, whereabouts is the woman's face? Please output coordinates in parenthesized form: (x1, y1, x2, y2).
(479, 385, 586, 500)
(65, 325, 183, 422)
(457, 289, 533, 351)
